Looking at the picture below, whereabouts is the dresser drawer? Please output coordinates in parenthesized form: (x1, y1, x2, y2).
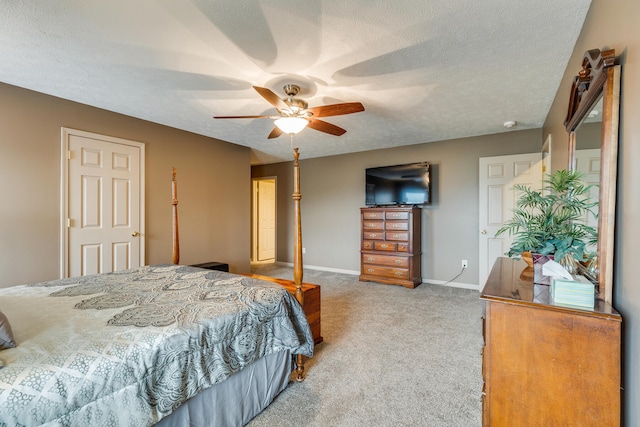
(363, 231, 384, 240)
(386, 232, 409, 242)
(397, 243, 409, 252)
(361, 265, 409, 280)
(363, 220, 384, 230)
(362, 254, 409, 268)
(362, 241, 373, 250)
(363, 211, 384, 220)
(385, 221, 408, 231)
(385, 211, 409, 220)
(373, 241, 396, 251)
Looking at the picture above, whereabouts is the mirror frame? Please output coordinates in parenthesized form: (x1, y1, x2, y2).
(565, 48, 620, 305)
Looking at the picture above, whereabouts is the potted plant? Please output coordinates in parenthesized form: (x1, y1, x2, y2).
(496, 169, 598, 283)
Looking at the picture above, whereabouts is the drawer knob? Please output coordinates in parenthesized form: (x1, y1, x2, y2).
(395, 260, 402, 264)
(381, 244, 388, 248)
(394, 234, 400, 239)
(394, 272, 403, 277)
(371, 233, 377, 237)
(367, 257, 375, 261)
(369, 223, 377, 227)
(367, 268, 375, 273)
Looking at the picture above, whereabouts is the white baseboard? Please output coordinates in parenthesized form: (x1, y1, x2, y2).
(277, 262, 360, 276)
(422, 279, 479, 291)
(276, 262, 479, 290)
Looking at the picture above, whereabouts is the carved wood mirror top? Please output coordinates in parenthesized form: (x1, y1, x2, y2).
(565, 48, 620, 305)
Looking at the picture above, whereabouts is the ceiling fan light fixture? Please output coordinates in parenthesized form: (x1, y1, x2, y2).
(275, 117, 309, 134)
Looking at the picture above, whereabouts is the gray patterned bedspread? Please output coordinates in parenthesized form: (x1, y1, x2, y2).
(0, 265, 313, 426)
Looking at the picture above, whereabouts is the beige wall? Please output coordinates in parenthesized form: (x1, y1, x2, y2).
(0, 82, 251, 287)
(252, 129, 541, 285)
(543, 0, 640, 424)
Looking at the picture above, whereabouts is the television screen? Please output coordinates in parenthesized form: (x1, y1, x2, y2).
(365, 162, 430, 206)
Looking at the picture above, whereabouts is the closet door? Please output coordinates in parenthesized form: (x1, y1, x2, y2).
(61, 128, 145, 277)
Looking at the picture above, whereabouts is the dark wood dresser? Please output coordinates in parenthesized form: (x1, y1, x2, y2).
(480, 257, 621, 426)
(359, 206, 422, 288)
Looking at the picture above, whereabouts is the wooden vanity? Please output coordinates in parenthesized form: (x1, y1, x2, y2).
(480, 257, 621, 426)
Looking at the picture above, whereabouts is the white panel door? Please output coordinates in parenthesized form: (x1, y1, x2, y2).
(256, 179, 276, 261)
(575, 148, 601, 228)
(478, 153, 542, 289)
(575, 148, 600, 255)
(61, 128, 145, 278)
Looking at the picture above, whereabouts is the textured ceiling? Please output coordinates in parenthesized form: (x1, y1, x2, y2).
(0, 0, 591, 164)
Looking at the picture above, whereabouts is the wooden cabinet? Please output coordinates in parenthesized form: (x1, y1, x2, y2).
(241, 273, 322, 345)
(480, 258, 621, 426)
(359, 206, 421, 288)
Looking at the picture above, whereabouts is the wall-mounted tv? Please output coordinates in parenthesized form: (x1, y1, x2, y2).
(365, 162, 431, 206)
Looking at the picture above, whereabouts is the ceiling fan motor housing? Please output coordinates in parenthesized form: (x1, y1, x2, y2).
(282, 85, 308, 114)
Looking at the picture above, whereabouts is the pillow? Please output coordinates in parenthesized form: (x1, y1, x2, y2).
(0, 310, 16, 350)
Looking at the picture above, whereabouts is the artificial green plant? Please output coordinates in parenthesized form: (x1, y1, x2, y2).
(496, 169, 598, 262)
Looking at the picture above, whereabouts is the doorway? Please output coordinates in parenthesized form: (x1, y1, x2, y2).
(252, 177, 276, 263)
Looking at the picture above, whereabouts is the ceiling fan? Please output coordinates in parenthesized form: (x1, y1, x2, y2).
(213, 84, 365, 139)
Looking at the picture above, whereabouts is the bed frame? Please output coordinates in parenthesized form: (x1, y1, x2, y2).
(171, 147, 308, 381)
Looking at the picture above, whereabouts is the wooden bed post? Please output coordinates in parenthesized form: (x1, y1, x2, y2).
(172, 167, 180, 264)
(292, 148, 304, 301)
(292, 147, 305, 381)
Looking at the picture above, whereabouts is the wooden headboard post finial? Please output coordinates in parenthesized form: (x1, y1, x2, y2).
(171, 167, 180, 264)
(292, 147, 305, 381)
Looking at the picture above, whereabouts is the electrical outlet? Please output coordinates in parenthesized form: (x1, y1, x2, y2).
(461, 259, 468, 269)
(302, 247, 306, 254)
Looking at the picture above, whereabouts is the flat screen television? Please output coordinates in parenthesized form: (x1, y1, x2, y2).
(365, 162, 431, 206)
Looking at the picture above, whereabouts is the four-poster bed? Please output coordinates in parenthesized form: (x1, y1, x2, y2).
(0, 150, 314, 426)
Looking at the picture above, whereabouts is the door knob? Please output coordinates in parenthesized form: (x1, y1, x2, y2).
(481, 230, 487, 234)
(131, 231, 141, 237)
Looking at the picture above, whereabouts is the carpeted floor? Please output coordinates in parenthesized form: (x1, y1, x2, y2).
(247, 265, 483, 427)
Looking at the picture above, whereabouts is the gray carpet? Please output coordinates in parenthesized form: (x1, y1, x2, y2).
(247, 265, 483, 427)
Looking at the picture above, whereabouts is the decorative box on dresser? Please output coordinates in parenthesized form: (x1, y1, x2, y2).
(480, 257, 621, 426)
(359, 206, 421, 288)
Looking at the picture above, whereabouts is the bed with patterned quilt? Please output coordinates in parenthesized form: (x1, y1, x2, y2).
(0, 264, 314, 426)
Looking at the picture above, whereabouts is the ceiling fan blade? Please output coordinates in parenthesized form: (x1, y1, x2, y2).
(213, 115, 272, 119)
(267, 126, 283, 139)
(307, 102, 365, 118)
(253, 86, 289, 110)
(308, 119, 347, 136)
